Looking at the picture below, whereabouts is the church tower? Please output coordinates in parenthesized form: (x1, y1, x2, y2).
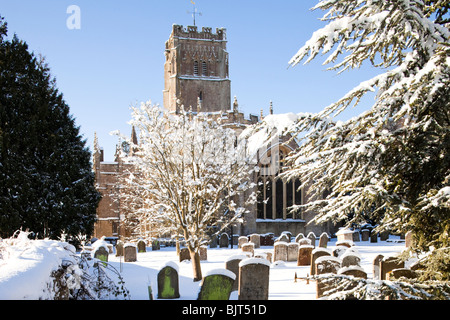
(163, 25, 231, 113)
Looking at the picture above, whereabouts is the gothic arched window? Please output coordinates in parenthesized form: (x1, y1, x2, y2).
(194, 61, 199, 76)
(202, 61, 207, 76)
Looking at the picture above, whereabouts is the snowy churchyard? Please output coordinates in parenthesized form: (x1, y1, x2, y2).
(0, 231, 408, 300)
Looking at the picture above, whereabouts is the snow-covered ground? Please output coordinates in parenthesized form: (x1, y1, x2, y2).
(109, 237, 405, 300)
(0, 233, 406, 300)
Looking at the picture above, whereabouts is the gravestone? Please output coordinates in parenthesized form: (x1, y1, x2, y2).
(287, 243, 299, 262)
(260, 233, 274, 246)
(273, 242, 288, 262)
(298, 238, 311, 246)
(352, 231, 360, 242)
(197, 269, 236, 300)
(249, 234, 260, 249)
(137, 239, 146, 253)
(238, 258, 270, 300)
(380, 256, 404, 280)
(241, 243, 254, 257)
(405, 231, 414, 248)
(295, 233, 305, 243)
(373, 254, 384, 280)
(361, 229, 370, 241)
(209, 234, 218, 248)
(387, 268, 417, 280)
(278, 233, 290, 243)
(124, 244, 137, 262)
(199, 246, 207, 261)
(338, 266, 368, 279)
(225, 254, 248, 291)
(157, 262, 180, 299)
(152, 240, 160, 251)
(310, 248, 332, 276)
(219, 233, 229, 248)
(318, 233, 329, 248)
(179, 248, 191, 262)
(341, 253, 361, 268)
(315, 256, 341, 275)
(336, 228, 354, 242)
(336, 240, 353, 248)
(297, 245, 314, 266)
(380, 230, 389, 241)
(307, 232, 316, 248)
(94, 246, 109, 264)
(370, 230, 378, 243)
(332, 246, 347, 258)
(115, 241, 124, 257)
(238, 236, 248, 248)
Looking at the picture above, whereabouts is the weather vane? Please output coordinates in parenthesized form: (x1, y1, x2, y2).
(188, 0, 202, 26)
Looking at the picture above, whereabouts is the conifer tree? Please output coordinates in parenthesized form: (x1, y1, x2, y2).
(0, 16, 101, 243)
(251, 0, 449, 279)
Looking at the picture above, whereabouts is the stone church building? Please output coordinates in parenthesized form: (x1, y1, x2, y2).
(93, 25, 337, 240)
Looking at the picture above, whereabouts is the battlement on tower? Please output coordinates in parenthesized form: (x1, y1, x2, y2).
(171, 24, 226, 41)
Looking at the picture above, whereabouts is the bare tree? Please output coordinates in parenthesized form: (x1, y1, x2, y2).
(114, 102, 257, 281)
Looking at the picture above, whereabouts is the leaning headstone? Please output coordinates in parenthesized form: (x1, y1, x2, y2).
(137, 239, 146, 253)
(115, 241, 124, 257)
(373, 254, 384, 280)
(238, 258, 270, 300)
(249, 234, 261, 249)
(310, 248, 332, 276)
(318, 233, 329, 248)
(273, 242, 288, 262)
(238, 236, 248, 248)
(338, 266, 368, 279)
(94, 246, 109, 264)
(225, 254, 248, 292)
(287, 243, 299, 262)
(380, 256, 404, 280)
(380, 230, 389, 241)
(307, 232, 316, 248)
(197, 269, 236, 300)
(157, 262, 180, 299)
(361, 229, 370, 241)
(241, 243, 254, 257)
(124, 243, 137, 262)
(219, 233, 229, 248)
(315, 256, 341, 275)
(297, 245, 314, 266)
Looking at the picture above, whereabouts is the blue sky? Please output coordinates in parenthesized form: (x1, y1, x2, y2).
(0, 0, 379, 161)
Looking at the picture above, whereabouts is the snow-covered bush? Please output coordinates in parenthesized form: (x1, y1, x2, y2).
(0, 231, 129, 300)
(317, 274, 450, 300)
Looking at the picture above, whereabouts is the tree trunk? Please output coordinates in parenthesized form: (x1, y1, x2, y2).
(189, 248, 202, 282)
